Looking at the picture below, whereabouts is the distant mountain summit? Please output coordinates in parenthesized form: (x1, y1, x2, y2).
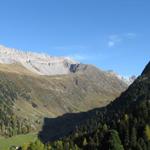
(0, 45, 78, 75)
(0, 45, 133, 85)
(107, 70, 136, 85)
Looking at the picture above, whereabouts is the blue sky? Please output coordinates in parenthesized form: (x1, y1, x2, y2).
(0, 0, 149, 76)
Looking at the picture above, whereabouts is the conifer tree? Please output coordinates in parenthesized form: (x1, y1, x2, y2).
(145, 125, 150, 141)
(131, 127, 137, 148)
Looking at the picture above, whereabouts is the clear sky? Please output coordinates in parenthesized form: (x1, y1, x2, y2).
(0, 0, 149, 76)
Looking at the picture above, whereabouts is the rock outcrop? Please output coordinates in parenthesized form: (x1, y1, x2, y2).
(0, 45, 78, 75)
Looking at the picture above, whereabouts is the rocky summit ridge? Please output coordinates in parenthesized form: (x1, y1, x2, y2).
(0, 45, 135, 85)
(0, 45, 78, 75)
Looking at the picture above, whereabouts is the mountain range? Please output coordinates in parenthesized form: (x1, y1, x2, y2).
(36, 61, 150, 150)
(0, 45, 135, 83)
(0, 45, 130, 137)
(0, 45, 149, 150)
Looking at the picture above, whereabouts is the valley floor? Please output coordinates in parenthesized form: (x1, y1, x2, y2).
(0, 133, 37, 150)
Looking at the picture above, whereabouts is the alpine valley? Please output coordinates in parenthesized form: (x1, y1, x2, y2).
(0, 45, 130, 140)
(26, 60, 150, 150)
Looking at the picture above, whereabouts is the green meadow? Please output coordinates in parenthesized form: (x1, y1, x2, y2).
(0, 133, 37, 150)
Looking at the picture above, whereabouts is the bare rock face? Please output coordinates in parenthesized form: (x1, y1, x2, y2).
(0, 45, 78, 75)
(0, 45, 132, 82)
(0, 45, 133, 85)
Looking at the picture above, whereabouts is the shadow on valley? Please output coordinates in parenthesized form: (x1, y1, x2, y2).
(38, 108, 104, 143)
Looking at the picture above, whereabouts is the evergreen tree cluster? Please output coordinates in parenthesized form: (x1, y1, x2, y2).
(0, 79, 35, 137)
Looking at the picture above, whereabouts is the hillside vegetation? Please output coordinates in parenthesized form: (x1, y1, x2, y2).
(0, 63, 127, 137)
(24, 61, 150, 150)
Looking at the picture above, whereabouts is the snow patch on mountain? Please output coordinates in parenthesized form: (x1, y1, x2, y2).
(107, 70, 136, 85)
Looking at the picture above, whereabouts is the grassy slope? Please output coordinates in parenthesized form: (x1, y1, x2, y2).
(0, 63, 127, 120)
(0, 63, 128, 138)
(0, 133, 37, 150)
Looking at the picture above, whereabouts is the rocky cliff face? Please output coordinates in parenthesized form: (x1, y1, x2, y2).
(0, 45, 79, 75)
(0, 45, 134, 85)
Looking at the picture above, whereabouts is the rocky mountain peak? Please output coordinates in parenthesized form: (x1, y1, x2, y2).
(107, 70, 136, 85)
(0, 45, 79, 75)
(0, 45, 132, 85)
